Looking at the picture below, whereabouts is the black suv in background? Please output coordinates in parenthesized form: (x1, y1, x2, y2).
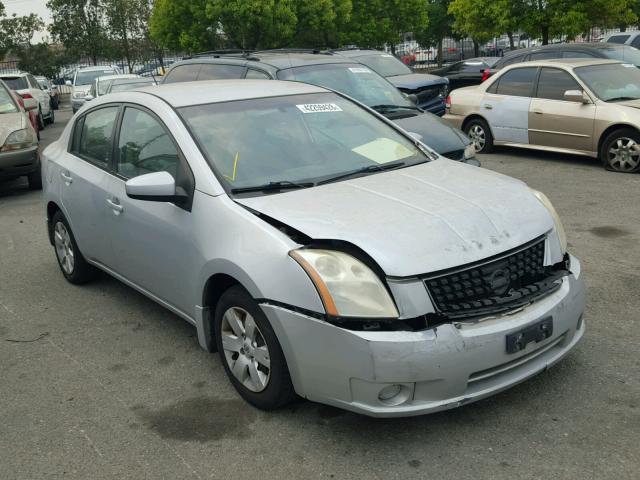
(334, 49, 449, 115)
(488, 42, 640, 79)
(161, 50, 478, 164)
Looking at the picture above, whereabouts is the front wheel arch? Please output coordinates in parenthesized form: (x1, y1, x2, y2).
(597, 124, 640, 158)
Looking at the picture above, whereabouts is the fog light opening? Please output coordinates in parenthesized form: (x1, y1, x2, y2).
(377, 384, 411, 406)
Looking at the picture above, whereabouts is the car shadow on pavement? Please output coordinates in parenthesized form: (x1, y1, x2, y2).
(0, 178, 34, 198)
(486, 146, 603, 170)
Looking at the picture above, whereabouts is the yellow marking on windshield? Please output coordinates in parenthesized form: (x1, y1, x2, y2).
(352, 138, 415, 164)
(224, 152, 239, 182)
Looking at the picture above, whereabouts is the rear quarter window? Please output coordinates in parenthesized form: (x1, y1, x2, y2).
(163, 65, 201, 84)
(197, 64, 246, 80)
(489, 67, 537, 97)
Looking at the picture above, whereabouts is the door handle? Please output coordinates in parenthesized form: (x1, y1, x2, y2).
(483, 104, 493, 110)
(533, 109, 543, 115)
(60, 171, 72, 184)
(106, 198, 124, 214)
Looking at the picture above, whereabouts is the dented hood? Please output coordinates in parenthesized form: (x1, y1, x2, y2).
(236, 160, 554, 277)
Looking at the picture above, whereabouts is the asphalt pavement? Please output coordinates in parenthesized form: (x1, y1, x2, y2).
(0, 108, 638, 479)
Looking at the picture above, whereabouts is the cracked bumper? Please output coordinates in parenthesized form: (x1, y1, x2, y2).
(262, 254, 585, 417)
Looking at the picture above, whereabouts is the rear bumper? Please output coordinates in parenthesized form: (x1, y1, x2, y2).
(443, 112, 465, 130)
(263, 254, 585, 417)
(0, 146, 39, 178)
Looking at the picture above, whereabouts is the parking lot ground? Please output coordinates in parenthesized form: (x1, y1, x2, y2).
(1, 110, 638, 480)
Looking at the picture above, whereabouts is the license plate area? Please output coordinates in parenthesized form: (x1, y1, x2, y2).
(506, 317, 553, 354)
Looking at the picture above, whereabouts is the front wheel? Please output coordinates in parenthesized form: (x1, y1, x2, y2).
(37, 109, 45, 130)
(214, 286, 296, 410)
(464, 118, 494, 153)
(600, 128, 640, 173)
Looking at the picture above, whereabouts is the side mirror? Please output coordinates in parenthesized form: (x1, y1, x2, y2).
(65, 80, 72, 86)
(125, 171, 187, 204)
(564, 89, 590, 104)
(84, 94, 94, 101)
(23, 97, 38, 111)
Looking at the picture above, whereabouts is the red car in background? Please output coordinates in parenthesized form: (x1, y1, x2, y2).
(12, 91, 39, 140)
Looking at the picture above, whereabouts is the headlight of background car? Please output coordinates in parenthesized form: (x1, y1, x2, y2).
(532, 189, 567, 254)
(464, 143, 476, 160)
(1, 129, 34, 152)
(73, 91, 86, 98)
(290, 249, 399, 318)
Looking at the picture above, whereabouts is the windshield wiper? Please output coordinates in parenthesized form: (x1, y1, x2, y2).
(371, 104, 421, 112)
(317, 160, 407, 186)
(230, 180, 314, 194)
(605, 96, 640, 102)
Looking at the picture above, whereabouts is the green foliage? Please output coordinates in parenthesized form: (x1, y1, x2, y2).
(418, 0, 453, 47)
(449, 0, 511, 44)
(0, 2, 44, 59)
(149, 0, 217, 52)
(205, 0, 298, 50)
(16, 43, 70, 77)
(292, 0, 352, 48)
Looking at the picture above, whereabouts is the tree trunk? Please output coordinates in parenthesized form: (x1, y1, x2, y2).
(437, 39, 443, 67)
(473, 40, 479, 57)
(542, 26, 549, 45)
(391, 44, 396, 55)
(507, 31, 514, 49)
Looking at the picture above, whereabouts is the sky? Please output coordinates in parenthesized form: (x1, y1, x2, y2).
(3, 0, 51, 42)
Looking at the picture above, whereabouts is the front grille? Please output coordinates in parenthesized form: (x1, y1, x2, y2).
(424, 238, 567, 319)
(402, 84, 447, 105)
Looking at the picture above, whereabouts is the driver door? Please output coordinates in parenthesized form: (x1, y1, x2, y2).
(104, 106, 197, 316)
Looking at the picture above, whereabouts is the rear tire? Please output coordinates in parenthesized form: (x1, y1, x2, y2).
(600, 128, 640, 173)
(46, 109, 55, 125)
(37, 108, 45, 130)
(51, 211, 98, 284)
(464, 118, 494, 153)
(214, 286, 296, 410)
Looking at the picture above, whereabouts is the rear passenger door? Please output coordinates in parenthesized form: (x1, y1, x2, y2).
(529, 67, 596, 152)
(482, 67, 537, 144)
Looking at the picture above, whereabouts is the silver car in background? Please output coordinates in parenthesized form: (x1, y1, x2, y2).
(42, 80, 585, 417)
(68, 66, 120, 113)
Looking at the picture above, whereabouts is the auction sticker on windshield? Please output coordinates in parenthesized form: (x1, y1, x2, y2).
(349, 67, 372, 74)
(296, 103, 343, 113)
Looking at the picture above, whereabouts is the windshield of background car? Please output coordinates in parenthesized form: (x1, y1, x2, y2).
(109, 81, 154, 92)
(355, 54, 413, 77)
(1, 76, 28, 90)
(179, 92, 428, 192)
(97, 78, 116, 95)
(37, 79, 48, 89)
(575, 63, 640, 101)
(0, 85, 18, 113)
(277, 63, 413, 109)
(598, 45, 640, 66)
(75, 69, 116, 86)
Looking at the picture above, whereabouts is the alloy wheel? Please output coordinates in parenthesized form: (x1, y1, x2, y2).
(608, 137, 640, 172)
(469, 124, 486, 151)
(54, 221, 74, 275)
(220, 307, 271, 392)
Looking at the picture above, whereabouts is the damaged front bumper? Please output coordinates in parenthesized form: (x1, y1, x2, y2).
(262, 254, 585, 417)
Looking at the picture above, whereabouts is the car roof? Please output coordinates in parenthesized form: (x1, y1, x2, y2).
(133, 79, 328, 108)
(97, 74, 139, 82)
(502, 42, 626, 59)
(77, 66, 118, 72)
(0, 72, 28, 78)
(502, 58, 621, 69)
(111, 78, 153, 84)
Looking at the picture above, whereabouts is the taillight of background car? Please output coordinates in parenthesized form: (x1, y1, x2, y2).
(445, 95, 451, 109)
(481, 69, 490, 82)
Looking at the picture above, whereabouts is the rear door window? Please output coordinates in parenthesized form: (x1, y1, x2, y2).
(608, 35, 630, 44)
(632, 36, 640, 49)
(77, 106, 120, 167)
(491, 67, 537, 97)
(536, 68, 581, 101)
(496, 54, 525, 68)
(530, 51, 560, 60)
(163, 65, 201, 84)
(197, 64, 246, 80)
(1, 76, 28, 90)
(563, 51, 597, 58)
(245, 69, 271, 79)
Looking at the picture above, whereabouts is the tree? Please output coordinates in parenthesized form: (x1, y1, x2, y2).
(16, 43, 70, 77)
(417, 0, 453, 66)
(344, 0, 428, 52)
(150, 0, 218, 52)
(104, 0, 144, 71)
(206, 0, 298, 50)
(47, 0, 109, 64)
(292, 0, 352, 48)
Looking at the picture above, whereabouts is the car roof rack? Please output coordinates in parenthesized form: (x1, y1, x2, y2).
(253, 48, 334, 56)
(183, 50, 261, 61)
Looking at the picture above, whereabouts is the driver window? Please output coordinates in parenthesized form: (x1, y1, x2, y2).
(116, 107, 180, 179)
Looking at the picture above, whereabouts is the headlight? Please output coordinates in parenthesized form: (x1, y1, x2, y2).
(1, 129, 34, 152)
(532, 190, 567, 254)
(73, 92, 86, 99)
(464, 143, 476, 160)
(289, 249, 399, 318)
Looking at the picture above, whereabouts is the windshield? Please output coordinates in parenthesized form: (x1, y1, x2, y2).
(37, 79, 48, 89)
(75, 69, 117, 86)
(356, 54, 413, 77)
(277, 63, 414, 110)
(1, 77, 28, 90)
(109, 81, 154, 93)
(179, 92, 428, 193)
(0, 85, 18, 113)
(575, 63, 640, 101)
(597, 45, 640, 66)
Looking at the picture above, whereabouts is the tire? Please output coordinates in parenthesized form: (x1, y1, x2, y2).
(37, 108, 45, 130)
(214, 286, 296, 410)
(27, 163, 42, 190)
(464, 118, 494, 153)
(51, 211, 98, 284)
(46, 109, 55, 125)
(600, 128, 640, 173)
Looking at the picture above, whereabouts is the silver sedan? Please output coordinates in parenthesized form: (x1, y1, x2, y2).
(42, 80, 585, 417)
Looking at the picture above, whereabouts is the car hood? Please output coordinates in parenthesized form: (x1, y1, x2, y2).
(610, 99, 640, 109)
(73, 86, 91, 96)
(393, 112, 470, 155)
(236, 160, 553, 277)
(0, 112, 26, 145)
(388, 73, 448, 89)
